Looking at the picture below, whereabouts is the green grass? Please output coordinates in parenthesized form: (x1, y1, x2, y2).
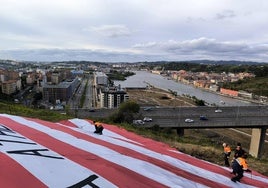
(0, 101, 72, 122)
(223, 76, 268, 96)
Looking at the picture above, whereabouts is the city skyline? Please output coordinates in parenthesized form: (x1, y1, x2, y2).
(1, 0, 268, 62)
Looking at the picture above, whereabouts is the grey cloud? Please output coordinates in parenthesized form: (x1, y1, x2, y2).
(133, 38, 245, 53)
(88, 25, 132, 38)
(216, 10, 236, 20)
(0, 49, 163, 62)
(132, 38, 268, 61)
(1, 41, 268, 62)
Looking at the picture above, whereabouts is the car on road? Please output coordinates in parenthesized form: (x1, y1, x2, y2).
(185, 118, 194, 123)
(143, 117, 152, 122)
(199, 116, 208, 120)
(215, 109, 222, 113)
(133, 120, 145, 125)
(143, 107, 153, 111)
(220, 101, 225, 104)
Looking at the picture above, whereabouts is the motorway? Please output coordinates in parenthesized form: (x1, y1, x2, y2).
(141, 105, 268, 129)
(74, 105, 268, 130)
(68, 75, 94, 111)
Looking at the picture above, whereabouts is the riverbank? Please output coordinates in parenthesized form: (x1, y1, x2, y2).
(116, 71, 259, 106)
(161, 74, 267, 106)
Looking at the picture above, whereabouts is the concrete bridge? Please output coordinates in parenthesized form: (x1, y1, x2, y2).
(141, 105, 268, 158)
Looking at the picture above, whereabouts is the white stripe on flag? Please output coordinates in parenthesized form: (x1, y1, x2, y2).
(0, 119, 117, 188)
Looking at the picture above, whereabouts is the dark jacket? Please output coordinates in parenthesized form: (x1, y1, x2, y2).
(234, 147, 245, 159)
(232, 157, 248, 174)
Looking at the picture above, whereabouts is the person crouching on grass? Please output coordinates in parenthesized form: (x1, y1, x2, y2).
(93, 121, 104, 135)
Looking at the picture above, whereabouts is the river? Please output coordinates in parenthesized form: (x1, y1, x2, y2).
(114, 71, 256, 106)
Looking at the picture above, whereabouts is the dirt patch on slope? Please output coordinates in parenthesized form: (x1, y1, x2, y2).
(127, 87, 195, 107)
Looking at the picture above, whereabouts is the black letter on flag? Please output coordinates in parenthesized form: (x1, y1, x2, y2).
(7, 149, 64, 159)
(67, 175, 100, 188)
(0, 139, 36, 145)
(0, 124, 25, 139)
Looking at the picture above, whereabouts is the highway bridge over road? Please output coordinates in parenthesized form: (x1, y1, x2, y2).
(141, 105, 268, 158)
(74, 105, 267, 158)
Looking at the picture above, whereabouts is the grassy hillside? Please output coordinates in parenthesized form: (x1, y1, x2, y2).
(223, 77, 268, 97)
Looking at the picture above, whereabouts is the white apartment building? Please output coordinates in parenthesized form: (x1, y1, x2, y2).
(100, 90, 129, 109)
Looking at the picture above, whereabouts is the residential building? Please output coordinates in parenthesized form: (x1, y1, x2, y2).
(220, 88, 239, 97)
(1, 80, 18, 95)
(99, 87, 129, 109)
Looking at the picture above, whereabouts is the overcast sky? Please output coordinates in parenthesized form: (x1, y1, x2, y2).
(1, 0, 268, 62)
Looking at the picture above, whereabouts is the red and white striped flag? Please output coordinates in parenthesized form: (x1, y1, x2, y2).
(0, 114, 267, 188)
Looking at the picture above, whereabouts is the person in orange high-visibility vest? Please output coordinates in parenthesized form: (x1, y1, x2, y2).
(93, 121, 104, 135)
(231, 153, 251, 183)
(222, 143, 232, 167)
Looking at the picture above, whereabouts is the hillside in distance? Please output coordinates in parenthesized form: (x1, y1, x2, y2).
(141, 60, 268, 65)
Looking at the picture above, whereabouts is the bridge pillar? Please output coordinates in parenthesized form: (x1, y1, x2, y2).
(249, 128, 266, 158)
(176, 128, 184, 136)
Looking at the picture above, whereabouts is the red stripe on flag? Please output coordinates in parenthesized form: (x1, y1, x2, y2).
(0, 152, 47, 188)
(58, 119, 78, 127)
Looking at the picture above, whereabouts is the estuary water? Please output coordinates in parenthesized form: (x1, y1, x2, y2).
(114, 71, 255, 106)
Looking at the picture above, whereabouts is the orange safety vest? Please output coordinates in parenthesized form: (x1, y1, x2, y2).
(236, 157, 248, 170)
(95, 122, 102, 127)
(224, 145, 231, 154)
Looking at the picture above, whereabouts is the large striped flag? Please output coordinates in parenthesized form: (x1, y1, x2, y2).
(0, 114, 267, 188)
